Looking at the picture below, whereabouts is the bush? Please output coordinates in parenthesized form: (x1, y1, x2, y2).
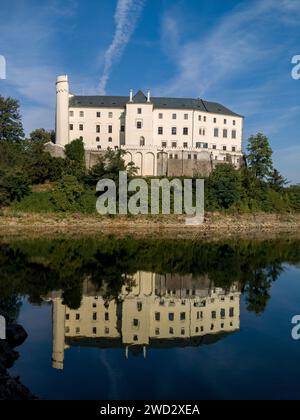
(50, 175, 85, 212)
(0, 170, 31, 207)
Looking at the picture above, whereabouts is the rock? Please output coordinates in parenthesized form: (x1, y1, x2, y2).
(6, 324, 28, 348)
(0, 341, 19, 368)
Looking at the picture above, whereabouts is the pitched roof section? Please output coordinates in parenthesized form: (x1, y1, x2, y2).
(69, 92, 242, 117)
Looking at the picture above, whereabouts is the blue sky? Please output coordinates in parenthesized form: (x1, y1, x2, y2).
(0, 0, 299, 182)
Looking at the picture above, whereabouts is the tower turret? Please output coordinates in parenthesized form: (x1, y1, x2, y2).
(55, 75, 69, 146)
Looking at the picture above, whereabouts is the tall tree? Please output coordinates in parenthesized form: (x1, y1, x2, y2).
(268, 169, 288, 192)
(247, 133, 273, 179)
(0, 96, 24, 143)
(29, 128, 54, 144)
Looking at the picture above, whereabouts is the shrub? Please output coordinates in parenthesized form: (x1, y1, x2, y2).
(50, 175, 85, 212)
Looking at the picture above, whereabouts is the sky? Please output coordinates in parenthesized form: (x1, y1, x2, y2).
(0, 0, 299, 183)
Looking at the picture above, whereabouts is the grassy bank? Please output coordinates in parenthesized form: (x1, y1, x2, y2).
(1, 211, 300, 240)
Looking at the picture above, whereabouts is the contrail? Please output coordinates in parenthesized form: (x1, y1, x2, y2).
(99, 0, 145, 94)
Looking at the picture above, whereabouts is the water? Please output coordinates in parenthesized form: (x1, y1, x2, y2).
(1, 237, 300, 400)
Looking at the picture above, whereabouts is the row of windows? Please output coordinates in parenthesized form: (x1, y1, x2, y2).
(65, 312, 111, 321)
(65, 326, 111, 335)
(161, 142, 237, 152)
(70, 110, 237, 126)
(70, 110, 115, 119)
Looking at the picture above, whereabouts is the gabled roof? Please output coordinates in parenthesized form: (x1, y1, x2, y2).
(69, 91, 243, 117)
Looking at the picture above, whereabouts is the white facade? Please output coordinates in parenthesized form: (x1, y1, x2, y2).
(56, 75, 244, 176)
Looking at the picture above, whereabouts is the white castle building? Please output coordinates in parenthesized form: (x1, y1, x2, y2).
(55, 75, 244, 176)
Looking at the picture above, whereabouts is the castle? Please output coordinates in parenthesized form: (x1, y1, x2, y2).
(54, 75, 244, 176)
(47, 273, 240, 369)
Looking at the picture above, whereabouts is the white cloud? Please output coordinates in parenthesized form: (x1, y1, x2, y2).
(156, 0, 300, 97)
(98, 0, 145, 94)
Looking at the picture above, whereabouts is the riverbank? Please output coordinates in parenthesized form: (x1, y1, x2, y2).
(1, 211, 300, 239)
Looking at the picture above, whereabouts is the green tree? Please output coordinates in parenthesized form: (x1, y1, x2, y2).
(0, 96, 24, 143)
(247, 133, 273, 179)
(29, 128, 54, 144)
(50, 175, 85, 212)
(64, 139, 86, 180)
(0, 169, 31, 206)
(268, 169, 287, 192)
(207, 164, 242, 210)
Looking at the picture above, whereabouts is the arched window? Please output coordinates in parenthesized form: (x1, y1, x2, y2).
(96, 137, 100, 142)
(140, 136, 145, 147)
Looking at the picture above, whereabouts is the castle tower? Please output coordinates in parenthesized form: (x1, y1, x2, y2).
(52, 298, 66, 370)
(55, 75, 69, 146)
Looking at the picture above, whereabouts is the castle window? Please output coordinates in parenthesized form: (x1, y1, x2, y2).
(65, 314, 70, 320)
(158, 127, 163, 135)
(223, 129, 228, 138)
(159, 113, 163, 119)
(184, 114, 189, 120)
(105, 327, 109, 334)
(172, 142, 177, 148)
(169, 313, 174, 321)
(196, 142, 201, 149)
(79, 124, 83, 131)
(229, 308, 235, 317)
(105, 312, 109, 321)
(175, 154, 178, 160)
(213, 117, 217, 123)
(212, 311, 217, 319)
(169, 327, 174, 335)
(96, 125, 100, 133)
(232, 146, 236, 152)
(76, 327, 80, 334)
(196, 327, 199, 333)
(224, 119, 227, 124)
(133, 319, 139, 327)
(194, 154, 197, 160)
(140, 137, 145, 147)
(108, 125, 112, 133)
(97, 146, 101, 150)
(223, 146, 227, 151)
(162, 142, 167, 148)
(188, 154, 191, 160)
(212, 145, 217, 150)
(109, 112, 113, 118)
(180, 312, 186, 321)
(97, 112, 101, 118)
(76, 314, 80, 320)
(183, 127, 188, 135)
(96, 137, 100, 142)
(169, 154, 173, 159)
(214, 128, 219, 137)
(65, 327, 70, 334)
(220, 309, 226, 319)
(204, 116, 207, 122)
(155, 328, 160, 335)
(183, 142, 188, 149)
(93, 313, 97, 321)
(121, 125, 125, 132)
(137, 121, 142, 129)
(69, 110, 74, 117)
(108, 137, 112, 142)
(137, 108, 142, 114)
(93, 327, 97, 335)
(172, 113, 177, 120)
(137, 302, 143, 312)
(233, 120, 236, 126)
(181, 328, 185, 335)
(232, 130, 237, 139)
(80, 111, 84, 118)
(198, 115, 202, 121)
(69, 124, 73, 131)
(79, 136, 83, 141)
(133, 335, 138, 342)
(172, 127, 177, 135)
(155, 312, 160, 321)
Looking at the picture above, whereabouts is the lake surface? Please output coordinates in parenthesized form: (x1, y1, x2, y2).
(1, 236, 300, 400)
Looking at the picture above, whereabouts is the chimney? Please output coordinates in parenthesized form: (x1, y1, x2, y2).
(129, 89, 133, 102)
(147, 90, 151, 103)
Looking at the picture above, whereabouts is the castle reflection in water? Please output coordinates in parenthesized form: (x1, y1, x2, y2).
(46, 273, 241, 370)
